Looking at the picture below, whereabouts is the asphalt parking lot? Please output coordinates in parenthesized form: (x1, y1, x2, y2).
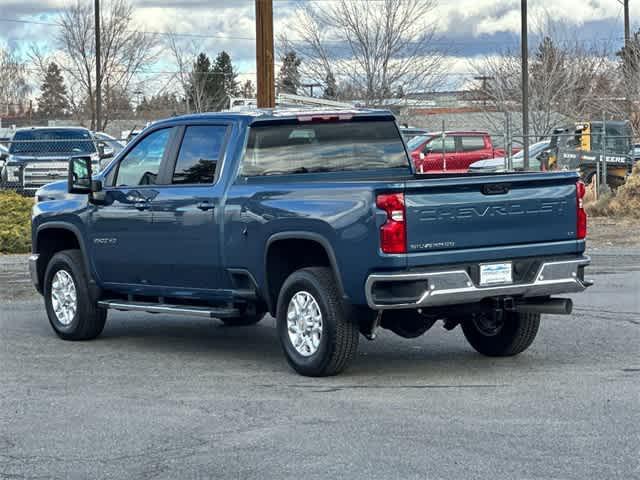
(1, 246, 638, 479)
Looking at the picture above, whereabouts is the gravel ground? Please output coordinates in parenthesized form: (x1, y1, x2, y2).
(0, 222, 638, 479)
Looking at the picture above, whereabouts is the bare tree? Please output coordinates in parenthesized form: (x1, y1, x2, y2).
(284, 0, 447, 105)
(49, 0, 157, 129)
(166, 33, 203, 113)
(617, 29, 640, 133)
(0, 48, 31, 115)
(471, 17, 617, 139)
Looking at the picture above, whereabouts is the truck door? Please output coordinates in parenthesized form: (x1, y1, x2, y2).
(149, 124, 230, 293)
(88, 127, 176, 286)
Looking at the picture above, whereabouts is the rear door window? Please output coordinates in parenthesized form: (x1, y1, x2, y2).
(460, 136, 486, 152)
(172, 125, 227, 184)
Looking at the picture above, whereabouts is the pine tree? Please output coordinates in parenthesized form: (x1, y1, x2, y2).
(210, 51, 238, 110)
(37, 62, 69, 118)
(189, 53, 215, 111)
(530, 36, 566, 111)
(532, 36, 562, 78)
(277, 51, 301, 95)
(323, 71, 337, 100)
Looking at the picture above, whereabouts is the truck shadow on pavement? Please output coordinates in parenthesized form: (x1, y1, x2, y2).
(92, 312, 530, 379)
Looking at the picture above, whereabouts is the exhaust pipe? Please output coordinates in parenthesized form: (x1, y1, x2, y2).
(516, 298, 573, 315)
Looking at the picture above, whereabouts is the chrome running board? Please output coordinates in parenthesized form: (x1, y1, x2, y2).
(98, 300, 240, 318)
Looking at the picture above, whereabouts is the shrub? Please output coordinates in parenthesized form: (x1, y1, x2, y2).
(0, 191, 33, 254)
(585, 164, 640, 218)
(607, 164, 640, 218)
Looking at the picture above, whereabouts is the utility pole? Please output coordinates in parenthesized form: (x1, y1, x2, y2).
(255, 0, 275, 108)
(95, 0, 102, 130)
(521, 0, 530, 171)
(624, 0, 631, 44)
(623, 0, 632, 122)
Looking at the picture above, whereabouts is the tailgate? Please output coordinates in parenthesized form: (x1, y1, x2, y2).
(404, 172, 579, 253)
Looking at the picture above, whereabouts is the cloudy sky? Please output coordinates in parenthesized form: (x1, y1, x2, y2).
(0, 0, 636, 93)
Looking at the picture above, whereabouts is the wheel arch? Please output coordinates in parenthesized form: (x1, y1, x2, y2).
(263, 232, 345, 316)
(34, 222, 99, 298)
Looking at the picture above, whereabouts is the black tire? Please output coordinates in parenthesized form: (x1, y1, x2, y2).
(44, 249, 106, 341)
(220, 311, 266, 326)
(461, 311, 540, 357)
(276, 267, 359, 377)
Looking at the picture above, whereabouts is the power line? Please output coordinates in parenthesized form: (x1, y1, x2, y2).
(0, 17, 624, 46)
(0, 17, 257, 41)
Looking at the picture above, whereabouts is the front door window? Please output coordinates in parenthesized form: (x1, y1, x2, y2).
(115, 128, 172, 187)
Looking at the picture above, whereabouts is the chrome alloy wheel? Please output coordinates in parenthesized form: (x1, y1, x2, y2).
(287, 291, 323, 357)
(51, 270, 77, 326)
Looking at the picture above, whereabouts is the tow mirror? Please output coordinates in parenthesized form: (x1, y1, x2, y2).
(68, 156, 101, 194)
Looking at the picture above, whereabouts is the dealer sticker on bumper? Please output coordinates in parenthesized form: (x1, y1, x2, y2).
(479, 262, 513, 286)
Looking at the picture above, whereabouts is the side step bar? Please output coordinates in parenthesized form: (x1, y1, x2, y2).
(98, 300, 240, 318)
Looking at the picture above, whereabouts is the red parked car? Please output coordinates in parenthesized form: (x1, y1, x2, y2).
(406, 131, 518, 173)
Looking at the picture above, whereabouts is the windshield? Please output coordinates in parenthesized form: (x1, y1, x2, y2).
(241, 119, 408, 176)
(591, 123, 632, 155)
(513, 141, 549, 159)
(9, 129, 97, 156)
(406, 134, 430, 151)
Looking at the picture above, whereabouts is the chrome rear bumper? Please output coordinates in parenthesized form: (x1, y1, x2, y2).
(365, 257, 591, 310)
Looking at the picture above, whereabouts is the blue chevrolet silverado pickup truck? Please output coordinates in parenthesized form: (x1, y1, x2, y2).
(29, 109, 591, 376)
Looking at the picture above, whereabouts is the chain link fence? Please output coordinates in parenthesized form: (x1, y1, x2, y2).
(0, 133, 130, 196)
(1, 118, 637, 198)
(0, 130, 132, 253)
(400, 113, 636, 198)
(0, 112, 638, 252)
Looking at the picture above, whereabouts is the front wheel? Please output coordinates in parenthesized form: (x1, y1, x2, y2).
(276, 267, 359, 376)
(461, 311, 540, 357)
(44, 249, 107, 341)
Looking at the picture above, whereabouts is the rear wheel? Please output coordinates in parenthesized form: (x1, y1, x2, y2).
(276, 267, 359, 376)
(44, 249, 106, 341)
(461, 311, 540, 357)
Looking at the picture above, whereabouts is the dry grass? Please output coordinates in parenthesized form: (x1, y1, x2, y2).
(585, 164, 640, 218)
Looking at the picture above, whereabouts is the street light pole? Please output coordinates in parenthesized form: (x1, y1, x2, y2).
(521, 0, 530, 170)
(95, 0, 102, 131)
(255, 0, 275, 108)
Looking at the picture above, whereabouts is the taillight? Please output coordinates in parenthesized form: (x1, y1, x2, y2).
(576, 180, 587, 239)
(376, 193, 406, 254)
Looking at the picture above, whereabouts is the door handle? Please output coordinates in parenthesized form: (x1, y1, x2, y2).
(197, 201, 214, 211)
(134, 201, 150, 211)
